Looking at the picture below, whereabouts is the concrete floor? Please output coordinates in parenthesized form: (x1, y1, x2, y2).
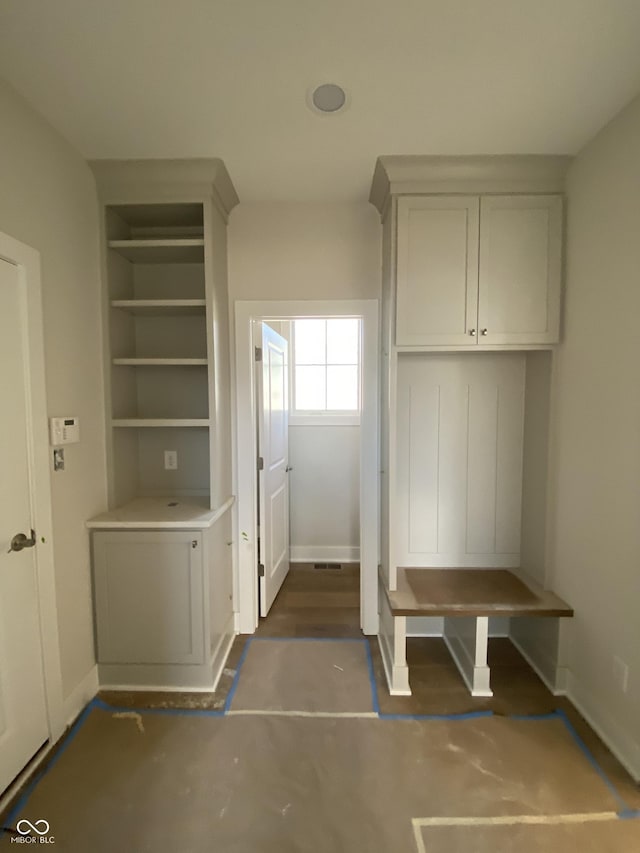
(2, 564, 638, 851)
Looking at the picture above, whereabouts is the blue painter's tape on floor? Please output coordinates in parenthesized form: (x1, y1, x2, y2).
(378, 710, 494, 722)
(507, 711, 562, 722)
(1, 696, 96, 838)
(554, 707, 631, 815)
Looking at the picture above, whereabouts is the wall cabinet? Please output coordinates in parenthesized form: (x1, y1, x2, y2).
(395, 194, 562, 348)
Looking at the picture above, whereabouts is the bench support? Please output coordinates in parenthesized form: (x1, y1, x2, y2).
(443, 616, 493, 697)
(378, 590, 411, 695)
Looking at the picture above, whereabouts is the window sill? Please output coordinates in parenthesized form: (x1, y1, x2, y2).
(289, 413, 361, 427)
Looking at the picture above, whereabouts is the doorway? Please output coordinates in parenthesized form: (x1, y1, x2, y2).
(234, 300, 379, 637)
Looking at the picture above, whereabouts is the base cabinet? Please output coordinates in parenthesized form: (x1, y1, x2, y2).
(93, 530, 205, 666)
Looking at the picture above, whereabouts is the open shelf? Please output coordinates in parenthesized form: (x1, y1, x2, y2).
(111, 299, 206, 316)
(108, 238, 205, 263)
(112, 418, 210, 428)
(112, 358, 208, 367)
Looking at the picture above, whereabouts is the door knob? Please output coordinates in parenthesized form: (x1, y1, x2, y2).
(468, 329, 476, 336)
(8, 530, 36, 553)
(285, 466, 293, 473)
(481, 328, 488, 336)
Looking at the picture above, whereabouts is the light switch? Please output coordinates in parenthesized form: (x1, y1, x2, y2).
(164, 450, 178, 470)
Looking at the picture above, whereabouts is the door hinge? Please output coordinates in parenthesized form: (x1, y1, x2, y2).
(258, 563, 265, 577)
(255, 346, 263, 362)
(257, 456, 264, 470)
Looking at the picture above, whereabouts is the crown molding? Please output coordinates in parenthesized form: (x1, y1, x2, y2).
(369, 155, 572, 217)
(90, 158, 239, 220)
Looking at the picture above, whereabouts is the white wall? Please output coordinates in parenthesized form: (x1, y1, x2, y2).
(289, 425, 360, 562)
(546, 93, 640, 779)
(228, 202, 380, 301)
(230, 204, 380, 563)
(0, 80, 107, 699)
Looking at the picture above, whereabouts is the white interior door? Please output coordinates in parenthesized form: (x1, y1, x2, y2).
(257, 323, 290, 616)
(0, 258, 49, 793)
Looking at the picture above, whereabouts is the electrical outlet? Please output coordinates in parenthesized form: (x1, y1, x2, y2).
(53, 448, 65, 472)
(613, 656, 629, 693)
(164, 450, 178, 470)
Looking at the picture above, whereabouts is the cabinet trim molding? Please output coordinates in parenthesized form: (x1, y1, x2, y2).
(369, 155, 572, 217)
(90, 158, 240, 221)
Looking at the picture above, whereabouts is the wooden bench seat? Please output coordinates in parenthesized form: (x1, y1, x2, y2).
(378, 568, 573, 697)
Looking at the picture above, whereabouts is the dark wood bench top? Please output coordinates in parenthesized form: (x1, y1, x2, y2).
(385, 568, 573, 618)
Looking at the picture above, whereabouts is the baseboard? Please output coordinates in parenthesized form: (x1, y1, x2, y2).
(0, 742, 56, 817)
(290, 546, 360, 563)
(443, 634, 476, 694)
(62, 665, 99, 727)
(0, 667, 99, 817)
(377, 630, 394, 693)
(377, 630, 411, 696)
(566, 672, 640, 784)
(98, 661, 224, 691)
(406, 615, 509, 639)
(510, 635, 568, 696)
(210, 616, 236, 692)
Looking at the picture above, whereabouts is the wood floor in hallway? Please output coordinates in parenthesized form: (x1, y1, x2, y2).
(256, 562, 362, 638)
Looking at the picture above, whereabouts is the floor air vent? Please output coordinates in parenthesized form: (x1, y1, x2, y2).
(313, 562, 343, 570)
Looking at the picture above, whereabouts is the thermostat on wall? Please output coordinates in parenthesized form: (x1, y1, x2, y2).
(49, 417, 80, 446)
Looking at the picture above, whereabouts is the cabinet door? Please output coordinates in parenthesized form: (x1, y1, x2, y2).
(478, 195, 562, 345)
(93, 531, 204, 665)
(396, 196, 480, 346)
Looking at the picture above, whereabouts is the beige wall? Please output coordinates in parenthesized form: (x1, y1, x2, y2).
(548, 93, 640, 778)
(0, 80, 107, 698)
(230, 208, 380, 565)
(228, 202, 380, 301)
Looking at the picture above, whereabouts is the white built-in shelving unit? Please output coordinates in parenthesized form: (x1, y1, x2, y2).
(369, 155, 573, 698)
(87, 160, 239, 691)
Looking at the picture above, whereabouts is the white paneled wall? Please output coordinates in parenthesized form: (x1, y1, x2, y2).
(396, 353, 525, 567)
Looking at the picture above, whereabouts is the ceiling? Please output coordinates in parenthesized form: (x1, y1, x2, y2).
(2, 0, 640, 202)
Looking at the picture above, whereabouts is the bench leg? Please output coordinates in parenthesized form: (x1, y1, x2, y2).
(444, 616, 493, 698)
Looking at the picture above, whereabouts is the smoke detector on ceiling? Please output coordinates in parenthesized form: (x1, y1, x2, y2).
(308, 83, 348, 115)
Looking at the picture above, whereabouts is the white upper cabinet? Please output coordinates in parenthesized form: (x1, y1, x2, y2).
(478, 195, 562, 345)
(396, 196, 479, 346)
(394, 193, 563, 348)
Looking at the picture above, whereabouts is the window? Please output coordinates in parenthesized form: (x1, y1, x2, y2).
(292, 318, 360, 418)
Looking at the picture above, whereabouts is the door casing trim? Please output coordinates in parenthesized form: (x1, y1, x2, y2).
(233, 300, 379, 635)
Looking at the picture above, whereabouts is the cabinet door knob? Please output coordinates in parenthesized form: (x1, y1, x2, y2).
(481, 328, 488, 336)
(468, 329, 476, 336)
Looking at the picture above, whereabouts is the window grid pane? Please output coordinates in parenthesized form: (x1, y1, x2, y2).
(326, 318, 359, 365)
(293, 319, 360, 413)
(294, 319, 326, 365)
(295, 365, 326, 410)
(326, 365, 359, 410)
